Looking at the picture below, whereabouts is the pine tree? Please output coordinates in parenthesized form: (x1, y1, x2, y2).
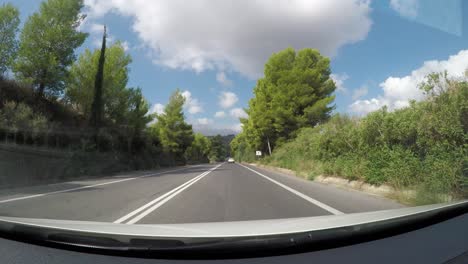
(14, 0, 87, 97)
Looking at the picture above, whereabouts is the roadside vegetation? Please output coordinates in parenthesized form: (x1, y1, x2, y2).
(1, 0, 466, 203)
(0, 0, 228, 185)
(231, 49, 468, 205)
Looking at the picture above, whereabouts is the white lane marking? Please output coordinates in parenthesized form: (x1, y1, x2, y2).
(238, 163, 344, 215)
(114, 172, 208, 224)
(0, 166, 200, 204)
(123, 163, 223, 225)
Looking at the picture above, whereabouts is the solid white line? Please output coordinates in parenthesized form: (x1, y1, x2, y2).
(0, 177, 137, 204)
(237, 163, 344, 215)
(113, 172, 208, 224)
(124, 163, 223, 224)
(0, 166, 199, 204)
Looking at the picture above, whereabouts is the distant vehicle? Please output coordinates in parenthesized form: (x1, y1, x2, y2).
(228, 158, 235, 163)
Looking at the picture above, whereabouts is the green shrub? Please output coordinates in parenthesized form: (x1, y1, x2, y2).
(258, 73, 467, 203)
(333, 154, 366, 181)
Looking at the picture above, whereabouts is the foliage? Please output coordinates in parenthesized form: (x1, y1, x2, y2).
(230, 132, 256, 163)
(0, 78, 84, 127)
(185, 133, 211, 163)
(66, 42, 133, 125)
(209, 135, 227, 162)
(241, 48, 336, 153)
(14, 0, 87, 97)
(1, 0, 217, 177)
(0, 101, 49, 133)
(125, 87, 152, 136)
(0, 3, 20, 76)
(251, 72, 467, 204)
(90, 25, 106, 129)
(152, 90, 194, 164)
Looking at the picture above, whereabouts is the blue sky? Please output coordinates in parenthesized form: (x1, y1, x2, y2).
(6, 0, 468, 135)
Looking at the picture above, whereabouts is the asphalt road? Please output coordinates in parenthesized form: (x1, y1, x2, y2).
(0, 163, 403, 224)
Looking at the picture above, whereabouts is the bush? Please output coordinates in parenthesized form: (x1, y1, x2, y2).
(257, 72, 467, 203)
(364, 146, 421, 187)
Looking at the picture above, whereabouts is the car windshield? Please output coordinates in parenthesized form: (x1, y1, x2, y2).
(0, 0, 466, 240)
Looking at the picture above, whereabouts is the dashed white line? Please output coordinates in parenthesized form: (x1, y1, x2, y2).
(0, 166, 200, 204)
(237, 163, 344, 215)
(117, 163, 223, 224)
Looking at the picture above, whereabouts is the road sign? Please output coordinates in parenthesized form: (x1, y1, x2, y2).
(256, 151, 262, 156)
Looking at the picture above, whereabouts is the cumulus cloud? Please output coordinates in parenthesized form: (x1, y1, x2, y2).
(231, 123, 243, 133)
(147, 103, 165, 124)
(350, 50, 468, 115)
(352, 85, 368, 100)
(121, 41, 130, 52)
(149, 103, 165, 115)
(216, 72, 233, 86)
(181, 90, 203, 114)
(219, 92, 238, 109)
(214, 111, 226, 118)
(331, 73, 349, 94)
(84, 0, 372, 78)
(83, 23, 128, 49)
(230, 108, 248, 119)
(196, 118, 213, 125)
(89, 23, 105, 34)
(390, 0, 419, 19)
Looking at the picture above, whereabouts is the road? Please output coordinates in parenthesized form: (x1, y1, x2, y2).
(0, 163, 403, 224)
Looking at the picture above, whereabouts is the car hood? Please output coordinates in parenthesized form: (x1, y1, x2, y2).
(0, 200, 467, 258)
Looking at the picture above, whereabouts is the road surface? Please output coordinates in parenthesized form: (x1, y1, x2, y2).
(0, 163, 403, 224)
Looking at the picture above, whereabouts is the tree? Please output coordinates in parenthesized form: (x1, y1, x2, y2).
(0, 3, 20, 76)
(185, 133, 211, 163)
(66, 42, 132, 124)
(90, 25, 106, 129)
(14, 0, 87, 97)
(241, 48, 336, 152)
(153, 90, 194, 163)
(230, 131, 255, 162)
(126, 87, 152, 135)
(209, 135, 226, 162)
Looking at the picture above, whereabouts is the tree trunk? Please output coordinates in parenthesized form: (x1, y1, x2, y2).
(37, 82, 45, 98)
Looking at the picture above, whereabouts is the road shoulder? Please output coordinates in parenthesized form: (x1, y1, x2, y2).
(244, 162, 405, 213)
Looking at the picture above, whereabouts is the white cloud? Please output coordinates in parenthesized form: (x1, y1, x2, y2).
(230, 108, 248, 119)
(89, 23, 105, 34)
(219, 92, 238, 109)
(350, 50, 468, 115)
(149, 103, 165, 115)
(214, 111, 226, 118)
(196, 118, 213, 125)
(181, 90, 204, 114)
(352, 85, 368, 100)
(121, 41, 130, 51)
(148, 103, 165, 124)
(390, 0, 419, 19)
(216, 71, 233, 86)
(349, 98, 386, 114)
(331, 73, 349, 93)
(231, 123, 243, 133)
(84, 23, 125, 49)
(84, 0, 372, 78)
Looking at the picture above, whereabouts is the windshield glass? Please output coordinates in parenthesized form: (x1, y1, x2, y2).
(0, 0, 466, 229)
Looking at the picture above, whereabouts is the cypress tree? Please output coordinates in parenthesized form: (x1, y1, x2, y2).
(90, 25, 106, 130)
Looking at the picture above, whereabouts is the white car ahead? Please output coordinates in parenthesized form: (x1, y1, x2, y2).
(227, 158, 235, 163)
